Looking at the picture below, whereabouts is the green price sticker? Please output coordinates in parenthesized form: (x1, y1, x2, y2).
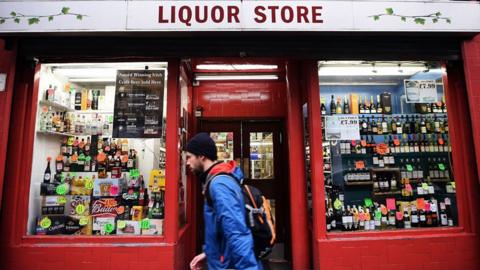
(85, 156, 92, 162)
(450, 182, 456, 189)
(333, 198, 343, 210)
(79, 217, 89, 226)
(117, 220, 126, 229)
(107, 115, 114, 123)
(56, 184, 67, 195)
(57, 196, 67, 204)
(141, 219, 151, 230)
(104, 223, 114, 234)
(438, 163, 446, 171)
(374, 211, 382, 220)
(422, 183, 429, 190)
(60, 173, 66, 183)
(406, 164, 413, 172)
(85, 179, 94, 190)
(40, 217, 52, 229)
(364, 198, 373, 207)
(75, 204, 86, 215)
(129, 169, 140, 178)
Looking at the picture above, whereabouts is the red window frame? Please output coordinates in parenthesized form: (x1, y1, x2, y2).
(0, 59, 182, 246)
(306, 60, 479, 241)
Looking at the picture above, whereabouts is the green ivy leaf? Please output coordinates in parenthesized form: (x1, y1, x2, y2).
(76, 15, 83, 20)
(414, 18, 426, 25)
(0, 19, 5, 24)
(10, 11, 16, 17)
(385, 8, 394, 15)
(61, 7, 70, 14)
(14, 18, 20, 23)
(401, 17, 406, 22)
(28, 17, 40, 25)
(446, 19, 451, 24)
(48, 16, 54, 22)
(432, 18, 438, 23)
(373, 15, 380, 21)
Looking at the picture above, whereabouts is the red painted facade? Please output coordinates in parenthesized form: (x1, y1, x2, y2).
(0, 35, 479, 270)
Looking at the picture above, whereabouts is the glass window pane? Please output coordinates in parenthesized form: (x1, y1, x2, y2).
(319, 61, 458, 233)
(28, 62, 168, 236)
(250, 132, 274, 179)
(210, 132, 234, 162)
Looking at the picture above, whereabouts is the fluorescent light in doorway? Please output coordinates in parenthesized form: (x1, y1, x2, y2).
(195, 74, 279, 81)
(318, 66, 428, 76)
(196, 64, 278, 70)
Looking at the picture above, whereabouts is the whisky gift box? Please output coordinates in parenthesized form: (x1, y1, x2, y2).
(35, 215, 66, 235)
(65, 215, 92, 235)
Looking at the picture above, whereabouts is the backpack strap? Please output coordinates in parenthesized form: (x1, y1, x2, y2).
(204, 172, 240, 208)
(244, 185, 264, 224)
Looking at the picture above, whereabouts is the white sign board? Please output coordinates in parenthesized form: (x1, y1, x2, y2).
(0, 1, 479, 32)
(0, 73, 6, 92)
(324, 115, 360, 141)
(404, 80, 437, 103)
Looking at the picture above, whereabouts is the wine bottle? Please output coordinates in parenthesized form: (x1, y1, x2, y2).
(376, 95, 383, 114)
(321, 102, 327, 115)
(43, 157, 52, 183)
(359, 96, 365, 114)
(336, 98, 343, 114)
(330, 95, 336, 115)
(370, 96, 377, 114)
(343, 96, 350, 114)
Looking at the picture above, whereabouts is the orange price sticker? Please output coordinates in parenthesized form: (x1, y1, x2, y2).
(393, 139, 400, 146)
(360, 140, 367, 147)
(416, 198, 426, 210)
(355, 161, 365, 169)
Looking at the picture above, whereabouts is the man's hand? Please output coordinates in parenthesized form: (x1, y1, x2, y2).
(190, 252, 206, 270)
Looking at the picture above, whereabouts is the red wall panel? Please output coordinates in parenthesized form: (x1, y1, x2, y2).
(194, 80, 287, 118)
(462, 34, 480, 185)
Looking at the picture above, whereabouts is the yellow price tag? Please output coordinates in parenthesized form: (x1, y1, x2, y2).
(57, 196, 67, 204)
(40, 217, 52, 229)
(79, 217, 89, 226)
(85, 179, 94, 190)
(421, 183, 429, 190)
(117, 220, 126, 229)
(75, 204, 86, 215)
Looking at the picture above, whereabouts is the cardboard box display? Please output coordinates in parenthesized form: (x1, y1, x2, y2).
(93, 178, 119, 197)
(116, 220, 141, 235)
(92, 216, 116, 235)
(41, 196, 66, 215)
(141, 219, 163, 235)
(35, 215, 66, 235)
(64, 215, 92, 235)
(66, 195, 91, 216)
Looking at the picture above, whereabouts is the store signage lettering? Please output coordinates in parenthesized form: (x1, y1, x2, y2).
(158, 4, 323, 26)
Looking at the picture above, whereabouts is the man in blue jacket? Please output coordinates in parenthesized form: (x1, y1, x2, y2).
(187, 133, 262, 270)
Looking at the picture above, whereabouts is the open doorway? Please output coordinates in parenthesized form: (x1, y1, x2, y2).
(188, 58, 292, 269)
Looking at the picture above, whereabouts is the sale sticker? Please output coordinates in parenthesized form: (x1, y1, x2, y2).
(104, 223, 114, 234)
(386, 198, 396, 210)
(40, 217, 52, 229)
(117, 220, 126, 229)
(56, 184, 67, 195)
(75, 204, 86, 215)
(141, 218, 151, 230)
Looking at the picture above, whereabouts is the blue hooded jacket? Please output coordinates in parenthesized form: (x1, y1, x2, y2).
(203, 161, 262, 270)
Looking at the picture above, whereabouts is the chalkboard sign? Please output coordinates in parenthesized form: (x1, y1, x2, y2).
(113, 70, 165, 138)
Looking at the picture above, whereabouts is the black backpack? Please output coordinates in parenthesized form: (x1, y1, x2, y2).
(205, 172, 276, 259)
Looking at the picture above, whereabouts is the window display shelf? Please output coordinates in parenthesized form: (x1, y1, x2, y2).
(39, 100, 74, 112)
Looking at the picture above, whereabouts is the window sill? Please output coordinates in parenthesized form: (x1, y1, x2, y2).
(325, 226, 464, 240)
(21, 234, 169, 246)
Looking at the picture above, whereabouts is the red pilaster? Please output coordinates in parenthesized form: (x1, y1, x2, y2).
(165, 59, 181, 243)
(462, 34, 480, 185)
(285, 61, 311, 270)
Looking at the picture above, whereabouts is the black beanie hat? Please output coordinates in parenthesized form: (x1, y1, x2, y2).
(186, 132, 217, 161)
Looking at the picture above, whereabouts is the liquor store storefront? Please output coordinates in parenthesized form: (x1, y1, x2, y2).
(1, 1, 480, 270)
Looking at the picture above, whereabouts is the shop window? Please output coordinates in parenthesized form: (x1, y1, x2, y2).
(249, 132, 274, 180)
(28, 62, 168, 236)
(210, 132, 234, 162)
(319, 61, 458, 232)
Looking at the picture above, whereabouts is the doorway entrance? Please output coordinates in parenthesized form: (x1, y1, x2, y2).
(199, 119, 291, 266)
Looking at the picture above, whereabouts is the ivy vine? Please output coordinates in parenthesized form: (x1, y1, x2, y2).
(369, 8, 451, 25)
(0, 7, 87, 25)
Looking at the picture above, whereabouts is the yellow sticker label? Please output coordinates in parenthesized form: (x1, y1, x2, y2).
(450, 182, 456, 189)
(75, 204, 86, 215)
(79, 217, 89, 226)
(117, 220, 126, 229)
(85, 179, 94, 190)
(422, 183, 429, 190)
(40, 217, 52, 229)
(57, 196, 67, 204)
